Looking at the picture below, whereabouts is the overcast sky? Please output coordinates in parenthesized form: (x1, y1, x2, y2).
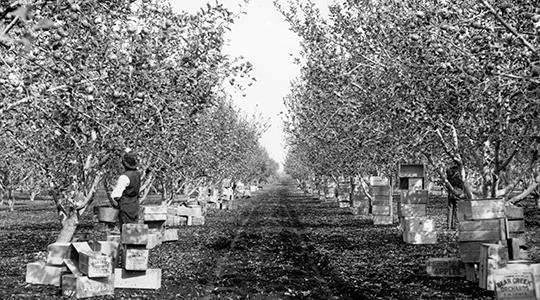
(170, 1, 333, 167)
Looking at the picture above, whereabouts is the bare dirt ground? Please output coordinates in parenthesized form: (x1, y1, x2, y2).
(1, 182, 538, 299)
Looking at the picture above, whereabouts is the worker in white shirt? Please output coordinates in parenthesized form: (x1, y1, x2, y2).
(110, 151, 141, 229)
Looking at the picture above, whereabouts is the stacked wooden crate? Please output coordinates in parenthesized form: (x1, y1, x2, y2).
(457, 198, 507, 282)
(371, 176, 393, 225)
(26, 242, 70, 286)
(61, 242, 115, 298)
(166, 204, 205, 227)
(325, 180, 337, 203)
(493, 262, 540, 300)
(140, 205, 167, 248)
(352, 178, 369, 215)
(115, 223, 161, 290)
(506, 206, 526, 248)
(400, 190, 437, 244)
(338, 179, 352, 208)
(477, 243, 508, 291)
(397, 163, 437, 244)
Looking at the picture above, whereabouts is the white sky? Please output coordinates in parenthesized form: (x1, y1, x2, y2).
(170, 0, 334, 167)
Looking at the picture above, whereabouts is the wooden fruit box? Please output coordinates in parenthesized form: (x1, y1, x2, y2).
(372, 205, 391, 216)
(402, 217, 434, 233)
(478, 243, 507, 291)
(355, 205, 369, 216)
(114, 268, 161, 290)
(25, 261, 67, 286)
(146, 232, 162, 250)
(459, 240, 507, 263)
(399, 204, 426, 218)
(121, 224, 149, 245)
(78, 252, 112, 278)
(403, 231, 437, 244)
(92, 241, 119, 268)
(398, 164, 425, 178)
(61, 274, 114, 299)
(370, 176, 389, 186)
(505, 206, 524, 219)
(106, 233, 121, 244)
(337, 194, 350, 202)
(167, 205, 192, 216)
(508, 220, 526, 233)
(426, 258, 465, 277)
(458, 199, 505, 221)
(122, 245, 149, 271)
(408, 178, 424, 191)
(371, 186, 391, 196)
(338, 201, 350, 208)
(187, 205, 203, 217)
(400, 190, 428, 204)
(140, 205, 167, 221)
(191, 216, 205, 226)
(372, 199, 391, 206)
(493, 263, 539, 300)
(165, 215, 188, 227)
(373, 215, 393, 225)
(46, 242, 70, 266)
(458, 219, 506, 242)
(163, 228, 179, 242)
(465, 263, 478, 282)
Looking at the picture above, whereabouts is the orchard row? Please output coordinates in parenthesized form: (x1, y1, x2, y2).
(0, 1, 277, 240)
(280, 0, 539, 202)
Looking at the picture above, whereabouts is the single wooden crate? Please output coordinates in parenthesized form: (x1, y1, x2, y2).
(371, 186, 391, 196)
(399, 204, 426, 218)
(93, 241, 119, 268)
(140, 205, 167, 221)
(408, 178, 424, 191)
(122, 245, 149, 271)
(458, 219, 506, 242)
(478, 243, 507, 290)
(458, 199, 505, 221)
(373, 215, 393, 225)
(121, 224, 149, 245)
(402, 217, 434, 233)
(505, 206, 524, 219)
(493, 263, 537, 300)
(163, 228, 179, 242)
(146, 232, 162, 250)
(78, 252, 112, 278)
(61, 274, 114, 299)
(25, 261, 67, 286)
(191, 216, 205, 226)
(338, 201, 350, 208)
(398, 164, 425, 178)
(508, 220, 526, 233)
(372, 199, 391, 206)
(46, 242, 70, 266)
(114, 268, 161, 290)
(400, 190, 428, 204)
(372, 205, 391, 216)
(465, 263, 478, 282)
(459, 240, 507, 263)
(370, 176, 389, 186)
(403, 231, 437, 244)
(426, 258, 465, 277)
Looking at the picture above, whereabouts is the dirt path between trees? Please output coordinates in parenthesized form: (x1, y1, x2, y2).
(2, 181, 525, 299)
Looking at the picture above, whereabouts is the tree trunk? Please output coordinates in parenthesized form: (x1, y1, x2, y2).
(30, 190, 38, 201)
(56, 210, 79, 243)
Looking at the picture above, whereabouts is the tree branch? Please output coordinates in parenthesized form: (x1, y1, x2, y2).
(481, 0, 538, 55)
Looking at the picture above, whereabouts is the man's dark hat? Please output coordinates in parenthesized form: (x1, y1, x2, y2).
(122, 152, 138, 170)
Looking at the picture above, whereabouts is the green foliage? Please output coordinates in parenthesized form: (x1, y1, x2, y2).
(279, 0, 540, 198)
